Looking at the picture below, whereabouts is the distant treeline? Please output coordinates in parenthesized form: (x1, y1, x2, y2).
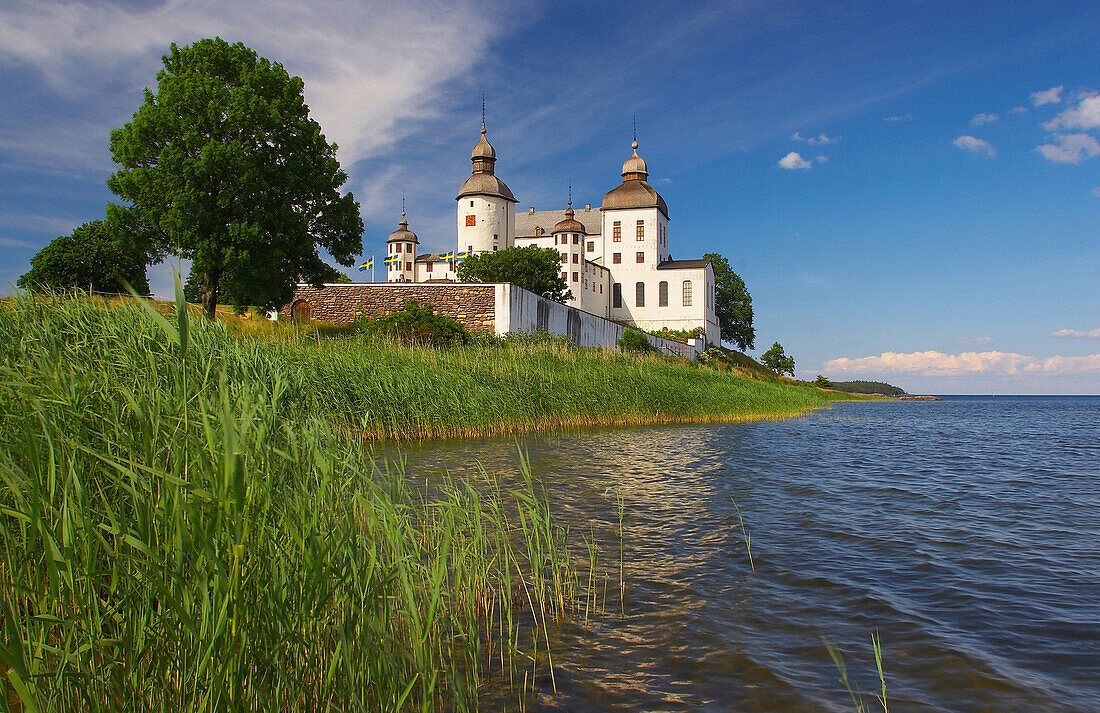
(829, 380, 908, 396)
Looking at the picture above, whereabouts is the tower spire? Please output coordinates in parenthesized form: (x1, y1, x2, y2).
(399, 191, 407, 228)
(566, 184, 573, 219)
(481, 94, 486, 134)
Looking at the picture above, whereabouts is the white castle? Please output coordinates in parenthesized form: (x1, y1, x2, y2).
(382, 119, 720, 346)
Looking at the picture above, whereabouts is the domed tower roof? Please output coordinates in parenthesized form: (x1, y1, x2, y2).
(602, 137, 668, 218)
(386, 209, 419, 243)
(552, 194, 586, 234)
(457, 113, 517, 203)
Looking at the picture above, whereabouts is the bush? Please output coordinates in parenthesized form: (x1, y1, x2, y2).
(357, 300, 469, 346)
(814, 374, 833, 388)
(761, 341, 796, 376)
(617, 328, 654, 354)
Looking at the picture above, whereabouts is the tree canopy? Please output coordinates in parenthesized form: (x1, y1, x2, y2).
(107, 37, 362, 318)
(761, 341, 795, 376)
(18, 220, 150, 295)
(456, 246, 572, 303)
(703, 253, 754, 351)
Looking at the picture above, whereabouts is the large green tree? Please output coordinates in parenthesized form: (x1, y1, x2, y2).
(107, 38, 362, 319)
(703, 253, 755, 351)
(18, 220, 150, 295)
(456, 246, 572, 303)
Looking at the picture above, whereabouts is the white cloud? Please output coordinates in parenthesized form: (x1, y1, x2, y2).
(1034, 133, 1100, 164)
(970, 113, 999, 126)
(885, 114, 915, 122)
(778, 151, 811, 169)
(1050, 328, 1100, 339)
(794, 132, 838, 145)
(1031, 86, 1064, 106)
(0, 0, 514, 170)
(1042, 92, 1100, 132)
(953, 135, 996, 157)
(825, 350, 1100, 377)
(954, 336, 992, 346)
(815, 155, 828, 163)
(0, 236, 36, 248)
(1008, 106, 1028, 115)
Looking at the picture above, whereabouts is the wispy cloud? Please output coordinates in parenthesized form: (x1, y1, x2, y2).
(970, 113, 998, 126)
(953, 135, 996, 157)
(0, 211, 81, 235)
(884, 114, 915, 122)
(954, 336, 992, 346)
(0, 0, 517, 172)
(1008, 106, 1028, 115)
(1050, 328, 1100, 338)
(0, 236, 36, 249)
(1031, 85, 1064, 106)
(1042, 91, 1100, 132)
(1034, 133, 1100, 164)
(778, 151, 811, 169)
(1092, 187, 1100, 198)
(815, 155, 828, 163)
(825, 350, 1100, 376)
(792, 132, 839, 145)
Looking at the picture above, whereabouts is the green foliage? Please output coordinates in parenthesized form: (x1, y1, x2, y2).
(815, 374, 834, 388)
(106, 37, 362, 319)
(703, 253, 755, 350)
(456, 246, 572, 303)
(182, 262, 347, 311)
(651, 326, 704, 342)
(17, 220, 150, 295)
(617, 328, 655, 353)
(761, 341, 796, 376)
(356, 300, 469, 346)
(828, 380, 908, 396)
(0, 290, 588, 711)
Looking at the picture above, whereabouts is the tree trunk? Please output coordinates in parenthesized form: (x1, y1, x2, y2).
(201, 268, 220, 320)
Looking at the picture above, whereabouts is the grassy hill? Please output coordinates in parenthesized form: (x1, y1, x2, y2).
(828, 380, 909, 396)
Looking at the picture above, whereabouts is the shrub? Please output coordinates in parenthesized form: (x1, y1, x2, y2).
(357, 300, 469, 346)
(617, 328, 654, 354)
(815, 374, 833, 388)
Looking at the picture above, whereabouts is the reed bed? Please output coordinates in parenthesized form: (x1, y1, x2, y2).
(0, 293, 603, 711)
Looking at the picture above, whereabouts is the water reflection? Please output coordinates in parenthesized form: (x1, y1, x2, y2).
(391, 397, 1100, 713)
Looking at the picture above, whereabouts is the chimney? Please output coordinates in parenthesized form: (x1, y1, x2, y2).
(585, 203, 591, 211)
(528, 206, 535, 215)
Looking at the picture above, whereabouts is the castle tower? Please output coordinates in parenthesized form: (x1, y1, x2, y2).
(386, 209, 418, 283)
(602, 136, 670, 268)
(456, 107, 516, 255)
(552, 190, 586, 296)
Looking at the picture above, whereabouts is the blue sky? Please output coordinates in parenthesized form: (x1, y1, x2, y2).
(1, 0, 1097, 393)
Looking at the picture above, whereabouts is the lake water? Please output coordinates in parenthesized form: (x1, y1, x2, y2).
(396, 396, 1099, 712)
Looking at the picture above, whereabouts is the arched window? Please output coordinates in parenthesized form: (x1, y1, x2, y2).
(636, 282, 645, 307)
(682, 280, 693, 306)
(659, 281, 668, 307)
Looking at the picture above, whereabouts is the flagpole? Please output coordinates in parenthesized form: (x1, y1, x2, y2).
(371, 254, 375, 283)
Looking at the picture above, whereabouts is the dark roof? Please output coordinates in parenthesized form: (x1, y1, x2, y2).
(656, 258, 711, 270)
(456, 173, 517, 202)
(516, 207, 601, 237)
(602, 179, 669, 218)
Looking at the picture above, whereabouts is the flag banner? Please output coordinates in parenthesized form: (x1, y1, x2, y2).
(358, 258, 373, 271)
(384, 255, 400, 265)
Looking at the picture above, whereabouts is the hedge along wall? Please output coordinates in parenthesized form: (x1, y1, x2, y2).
(283, 283, 496, 332)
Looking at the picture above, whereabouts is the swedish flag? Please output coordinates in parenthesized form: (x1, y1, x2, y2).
(455, 251, 469, 261)
(383, 254, 400, 265)
(358, 258, 373, 271)
(440, 251, 455, 261)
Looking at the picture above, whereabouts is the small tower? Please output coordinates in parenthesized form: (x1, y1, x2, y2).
(552, 188, 586, 298)
(456, 101, 517, 255)
(602, 133, 670, 267)
(386, 208, 418, 283)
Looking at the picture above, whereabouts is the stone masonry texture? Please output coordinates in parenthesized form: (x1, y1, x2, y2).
(284, 284, 496, 332)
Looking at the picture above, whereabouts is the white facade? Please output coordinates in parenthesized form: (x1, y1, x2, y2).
(396, 124, 722, 346)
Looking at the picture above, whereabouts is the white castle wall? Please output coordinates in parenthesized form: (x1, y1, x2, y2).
(494, 283, 700, 358)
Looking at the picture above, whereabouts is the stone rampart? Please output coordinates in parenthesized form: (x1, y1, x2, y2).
(283, 283, 496, 332)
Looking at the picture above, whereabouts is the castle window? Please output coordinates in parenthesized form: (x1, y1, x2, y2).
(659, 281, 668, 307)
(636, 282, 645, 307)
(470, 201, 474, 207)
(406, 243, 412, 253)
(493, 234, 498, 241)
(426, 263, 433, 273)
(466, 215, 476, 226)
(600, 284, 603, 294)
(613, 282, 622, 308)
(561, 272, 567, 281)
(535, 226, 544, 236)
(396, 243, 402, 253)
(683, 280, 693, 306)
(636, 220, 644, 239)
(587, 241, 594, 252)
(613, 253, 621, 264)
(636, 251, 644, 263)
(572, 254, 579, 264)
(405, 262, 412, 271)
(613, 221, 621, 242)
(561, 253, 567, 263)
(572, 272, 578, 282)
(573, 235, 579, 245)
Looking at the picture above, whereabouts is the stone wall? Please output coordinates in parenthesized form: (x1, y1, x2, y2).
(283, 283, 496, 332)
